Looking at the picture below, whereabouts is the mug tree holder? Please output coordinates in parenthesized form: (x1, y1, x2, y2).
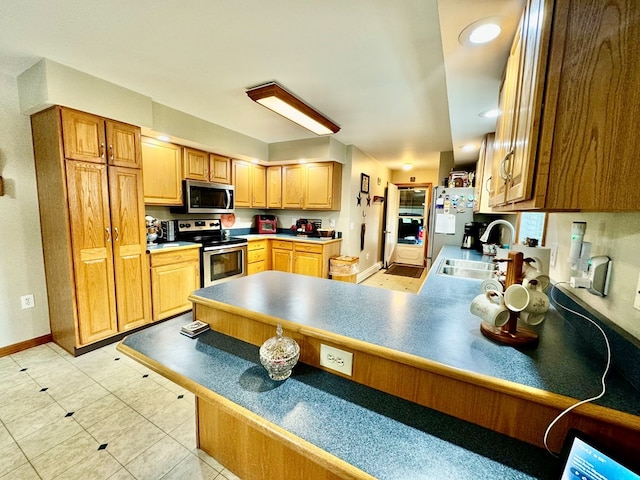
(480, 251, 539, 347)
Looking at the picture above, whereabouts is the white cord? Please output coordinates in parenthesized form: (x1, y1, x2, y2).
(543, 281, 612, 457)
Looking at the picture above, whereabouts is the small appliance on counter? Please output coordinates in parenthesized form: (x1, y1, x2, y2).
(159, 220, 176, 242)
(461, 222, 486, 252)
(293, 218, 322, 236)
(257, 214, 277, 234)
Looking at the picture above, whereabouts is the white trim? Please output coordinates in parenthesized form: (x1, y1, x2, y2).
(357, 261, 383, 283)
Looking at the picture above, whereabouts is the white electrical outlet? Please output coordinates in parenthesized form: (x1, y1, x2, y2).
(21, 294, 35, 309)
(320, 344, 353, 376)
(550, 243, 558, 267)
(634, 273, 640, 312)
(329, 219, 336, 227)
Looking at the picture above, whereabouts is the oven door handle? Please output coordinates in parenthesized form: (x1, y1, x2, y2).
(203, 244, 248, 253)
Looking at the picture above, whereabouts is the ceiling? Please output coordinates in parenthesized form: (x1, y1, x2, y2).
(0, 0, 524, 171)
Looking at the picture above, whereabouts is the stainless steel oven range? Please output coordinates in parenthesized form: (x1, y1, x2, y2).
(172, 219, 247, 287)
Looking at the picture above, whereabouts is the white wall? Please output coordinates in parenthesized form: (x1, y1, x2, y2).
(547, 212, 640, 342)
(345, 146, 391, 276)
(0, 72, 50, 348)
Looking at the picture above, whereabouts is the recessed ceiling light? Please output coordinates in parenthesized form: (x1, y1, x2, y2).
(402, 163, 413, 171)
(479, 108, 500, 118)
(459, 17, 503, 47)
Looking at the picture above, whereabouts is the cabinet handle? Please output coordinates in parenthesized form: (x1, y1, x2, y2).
(485, 176, 492, 193)
(499, 149, 514, 181)
(109, 144, 114, 161)
(114, 227, 120, 241)
(100, 142, 105, 159)
(105, 227, 111, 242)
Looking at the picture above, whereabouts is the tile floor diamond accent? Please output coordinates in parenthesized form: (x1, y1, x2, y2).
(0, 337, 242, 479)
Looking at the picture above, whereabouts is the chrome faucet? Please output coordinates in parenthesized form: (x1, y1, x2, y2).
(479, 219, 516, 245)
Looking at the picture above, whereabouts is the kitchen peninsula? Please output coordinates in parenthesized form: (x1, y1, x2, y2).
(118, 246, 640, 479)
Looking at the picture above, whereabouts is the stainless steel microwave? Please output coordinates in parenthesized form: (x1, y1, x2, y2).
(171, 180, 235, 214)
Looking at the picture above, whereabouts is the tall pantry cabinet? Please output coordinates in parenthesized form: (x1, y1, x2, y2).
(31, 106, 151, 355)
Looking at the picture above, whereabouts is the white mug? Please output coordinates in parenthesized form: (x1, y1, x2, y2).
(470, 290, 510, 327)
(520, 311, 546, 325)
(504, 284, 530, 312)
(523, 283, 550, 315)
(522, 257, 550, 290)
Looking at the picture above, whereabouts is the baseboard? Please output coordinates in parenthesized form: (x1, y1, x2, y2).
(0, 334, 53, 358)
(357, 261, 383, 283)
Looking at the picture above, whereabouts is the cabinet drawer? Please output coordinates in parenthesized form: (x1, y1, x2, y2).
(248, 239, 268, 251)
(294, 242, 323, 254)
(150, 248, 200, 267)
(247, 261, 266, 275)
(248, 249, 267, 263)
(271, 240, 293, 250)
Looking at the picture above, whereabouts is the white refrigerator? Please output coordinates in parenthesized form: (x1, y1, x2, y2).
(426, 187, 476, 269)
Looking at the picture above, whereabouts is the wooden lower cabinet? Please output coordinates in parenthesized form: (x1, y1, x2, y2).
(150, 247, 200, 321)
(271, 240, 293, 273)
(247, 240, 269, 275)
(271, 239, 341, 278)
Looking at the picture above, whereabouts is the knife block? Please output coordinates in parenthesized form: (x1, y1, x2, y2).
(480, 251, 539, 347)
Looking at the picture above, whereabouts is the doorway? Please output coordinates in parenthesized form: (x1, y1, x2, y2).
(383, 183, 431, 267)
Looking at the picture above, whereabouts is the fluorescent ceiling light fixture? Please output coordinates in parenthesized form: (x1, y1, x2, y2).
(402, 163, 413, 171)
(479, 108, 500, 118)
(459, 17, 503, 46)
(246, 82, 340, 135)
(460, 144, 477, 151)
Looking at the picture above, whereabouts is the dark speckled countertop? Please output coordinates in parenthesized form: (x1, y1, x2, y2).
(191, 245, 640, 416)
(121, 317, 557, 479)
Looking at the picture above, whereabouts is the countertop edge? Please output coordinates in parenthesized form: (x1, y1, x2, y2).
(116, 340, 376, 480)
(188, 291, 640, 431)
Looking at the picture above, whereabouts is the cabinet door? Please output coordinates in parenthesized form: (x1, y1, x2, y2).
(141, 137, 183, 205)
(293, 252, 323, 277)
(489, 23, 522, 207)
(183, 147, 209, 181)
(305, 163, 334, 210)
(266, 165, 282, 208)
(105, 120, 141, 168)
(252, 164, 267, 208)
(232, 160, 252, 207)
(108, 166, 151, 332)
(282, 165, 304, 208)
(65, 160, 118, 344)
(151, 260, 200, 321)
(210, 154, 231, 184)
(506, 0, 546, 204)
(271, 249, 292, 273)
(61, 108, 106, 163)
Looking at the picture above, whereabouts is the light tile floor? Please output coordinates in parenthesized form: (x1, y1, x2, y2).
(0, 339, 242, 480)
(359, 265, 427, 294)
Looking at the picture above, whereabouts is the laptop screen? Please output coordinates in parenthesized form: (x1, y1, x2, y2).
(559, 430, 640, 480)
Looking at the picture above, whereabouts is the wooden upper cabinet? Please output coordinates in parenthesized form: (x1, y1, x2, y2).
(183, 147, 209, 181)
(210, 154, 231, 184)
(267, 165, 282, 208)
(305, 162, 342, 210)
(141, 137, 183, 205)
(105, 120, 141, 168)
(61, 108, 140, 168)
(65, 160, 118, 344)
(282, 164, 304, 209)
(61, 108, 106, 163)
(232, 160, 252, 207)
(491, 0, 640, 211)
(252, 164, 267, 208)
(108, 166, 151, 332)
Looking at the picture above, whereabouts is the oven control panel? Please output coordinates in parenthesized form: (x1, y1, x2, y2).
(177, 219, 221, 233)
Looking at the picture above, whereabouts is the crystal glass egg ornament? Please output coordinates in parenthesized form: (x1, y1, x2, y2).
(259, 323, 300, 381)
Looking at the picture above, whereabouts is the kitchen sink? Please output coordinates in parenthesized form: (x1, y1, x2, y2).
(438, 258, 498, 280)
